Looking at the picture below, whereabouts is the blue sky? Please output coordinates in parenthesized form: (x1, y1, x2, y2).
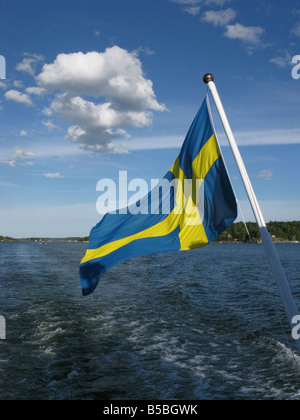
(1, 0, 300, 238)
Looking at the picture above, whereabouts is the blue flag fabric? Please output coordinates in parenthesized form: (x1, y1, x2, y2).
(79, 97, 237, 295)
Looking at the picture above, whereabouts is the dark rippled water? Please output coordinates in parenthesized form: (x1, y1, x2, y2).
(0, 241, 299, 400)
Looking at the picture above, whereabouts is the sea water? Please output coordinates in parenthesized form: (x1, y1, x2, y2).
(0, 241, 299, 400)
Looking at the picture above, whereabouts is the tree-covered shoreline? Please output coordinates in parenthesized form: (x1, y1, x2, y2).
(0, 235, 16, 242)
(1, 221, 300, 243)
(214, 221, 300, 243)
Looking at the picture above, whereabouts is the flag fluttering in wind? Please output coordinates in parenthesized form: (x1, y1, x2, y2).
(79, 97, 237, 296)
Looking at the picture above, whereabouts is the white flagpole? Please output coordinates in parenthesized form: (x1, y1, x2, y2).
(203, 74, 300, 355)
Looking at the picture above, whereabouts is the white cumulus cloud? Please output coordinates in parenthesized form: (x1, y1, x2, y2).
(36, 46, 166, 153)
(13, 147, 37, 159)
(202, 8, 236, 26)
(291, 22, 300, 37)
(184, 6, 201, 15)
(44, 172, 63, 178)
(0, 160, 17, 167)
(15, 53, 44, 76)
(4, 90, 33, 106)
(0, 148, 37, 168)
(19, 129, 28, 137)
(256, 169, 273, 181)
(37, 47, 165, 112)
(269, 50, 293, 68)
(25, 86, 46, 95)
(171, 0, 265, 52)
(224, 23, 265, 44)
(42, 120, 56, 130)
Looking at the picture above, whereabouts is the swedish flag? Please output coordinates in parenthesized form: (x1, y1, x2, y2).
(79, 97, 237, 295)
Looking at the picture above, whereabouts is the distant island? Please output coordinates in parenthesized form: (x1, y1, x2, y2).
(0, 236, 89, 243)
(0, 235, 16, 241)
(213, 221, 300, 243)
(1, 221, 300, 244)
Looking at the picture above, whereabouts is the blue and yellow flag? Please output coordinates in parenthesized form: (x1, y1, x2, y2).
(79, 97, 237, 295)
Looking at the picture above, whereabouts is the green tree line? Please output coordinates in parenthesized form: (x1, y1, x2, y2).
(214, 221, 300, 243)
(1, 222, 300, 243)
(0, 235, 15, 241)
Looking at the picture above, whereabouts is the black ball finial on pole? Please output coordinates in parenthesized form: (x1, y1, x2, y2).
(203, 73, 214, 84)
